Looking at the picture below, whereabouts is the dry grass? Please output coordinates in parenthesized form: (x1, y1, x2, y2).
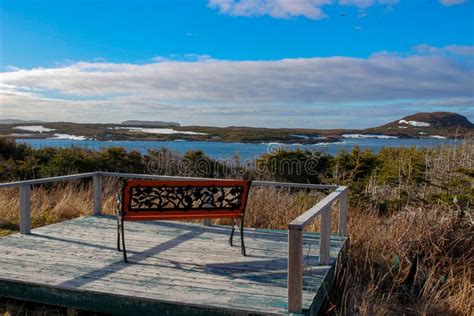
(327, 205, 473, 315)
(326, 142, 474, 315)
(0, 143, 472, 315)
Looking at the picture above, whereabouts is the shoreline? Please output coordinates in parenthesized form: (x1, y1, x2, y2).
(3, 134, 464, 144)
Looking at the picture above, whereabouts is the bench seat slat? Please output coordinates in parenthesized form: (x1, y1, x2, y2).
(124, 212, 243, 221)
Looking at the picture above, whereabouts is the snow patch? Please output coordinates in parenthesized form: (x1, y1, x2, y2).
(342, 134, 398, 139)
(291, 134, 309, 140)
(48, 133, 88, 140)
(398, 126, 407, 129)
(312, 141, 347, 146)
(398, 120, 430, 127)
(291, 134, 327, 140)
(430, 135, 447, 139)
(14, 125, 55, 133)
(110, 127, 206, 135)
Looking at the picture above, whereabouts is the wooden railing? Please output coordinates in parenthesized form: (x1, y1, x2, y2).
(287, 185, 348, 313)
(0, 172, 347, 313)
(0, 172, 98, 234)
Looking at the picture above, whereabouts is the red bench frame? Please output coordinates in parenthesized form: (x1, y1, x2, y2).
(116, 179, 251, 262)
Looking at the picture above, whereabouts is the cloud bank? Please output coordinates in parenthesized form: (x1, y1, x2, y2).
(1, 45, 473, 128)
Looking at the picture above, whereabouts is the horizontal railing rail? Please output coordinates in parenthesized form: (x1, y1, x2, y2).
(0, 172, 97, 189)
(100, 172, 338, 190)
(0, 171, 347, 314)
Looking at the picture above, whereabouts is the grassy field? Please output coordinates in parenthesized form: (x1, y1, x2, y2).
(0, 141, 472, 315)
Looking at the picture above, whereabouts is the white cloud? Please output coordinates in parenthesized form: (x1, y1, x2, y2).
(439, 0, 466, 6)
(412, 44, 474, 68)
(208, 0, 403, 19)
(208, 0, 332, 20)
(414, 43, 474, 56)
(339, 0, 399, 9)
(0, 45, 473, 127)
(208, 0, 466, 19)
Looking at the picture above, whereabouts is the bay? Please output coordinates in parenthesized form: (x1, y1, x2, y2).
(16, 138, 461, 161)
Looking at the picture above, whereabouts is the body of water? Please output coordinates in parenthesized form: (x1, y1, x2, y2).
(15, 138, 461, 160)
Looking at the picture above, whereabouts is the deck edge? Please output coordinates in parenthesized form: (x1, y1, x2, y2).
(306, 237, 349, 316)
(0, 277, 280, 316)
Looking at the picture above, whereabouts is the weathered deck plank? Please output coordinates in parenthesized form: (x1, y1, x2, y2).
(0, 215, 346, 315)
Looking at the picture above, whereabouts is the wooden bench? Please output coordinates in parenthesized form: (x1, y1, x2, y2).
(116, 179, 252, 262)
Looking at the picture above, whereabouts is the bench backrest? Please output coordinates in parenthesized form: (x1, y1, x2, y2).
(121, 179, 251, 221)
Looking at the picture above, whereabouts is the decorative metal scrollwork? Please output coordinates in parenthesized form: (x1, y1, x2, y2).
(129, 186, 244, 211)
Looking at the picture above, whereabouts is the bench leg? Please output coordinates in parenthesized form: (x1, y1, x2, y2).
(228, 219, 236, 246)
(240, 217, 246, 256)
(117, 216, 121, 252)
(121, 218, 128, 263)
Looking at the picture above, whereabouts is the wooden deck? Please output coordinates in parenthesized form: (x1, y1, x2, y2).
(0, 215, 347, 315)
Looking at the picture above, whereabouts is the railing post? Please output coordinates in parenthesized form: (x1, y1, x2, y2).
(93, 173, 102, 215)
(338, 187, 348, 237)
(288, 228, 303, 313)
(319, 205, 331, 265)
(19, 185, 31, 234)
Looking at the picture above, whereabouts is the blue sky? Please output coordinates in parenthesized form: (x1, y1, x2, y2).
(0, 0, 473, 128)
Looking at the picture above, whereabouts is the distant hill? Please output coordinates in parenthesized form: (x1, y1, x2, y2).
(362, 112, 473, 138)
(0, 119, 47, 125)
(121, 120, 180, 127)
(382, 112, 473, 129)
